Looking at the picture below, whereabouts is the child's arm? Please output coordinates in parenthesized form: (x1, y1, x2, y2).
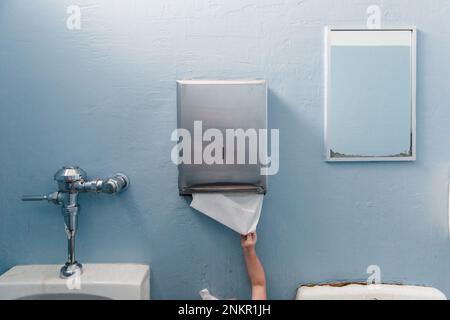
(241, 232, 267, 300)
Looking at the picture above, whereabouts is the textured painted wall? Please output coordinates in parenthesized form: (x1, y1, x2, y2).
(0, 0, 449, 299)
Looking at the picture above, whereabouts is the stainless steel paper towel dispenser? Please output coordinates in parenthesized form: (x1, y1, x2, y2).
(176, 80, 267, 195)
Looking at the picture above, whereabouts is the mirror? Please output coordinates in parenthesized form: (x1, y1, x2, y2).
(324, 28, 416, 162)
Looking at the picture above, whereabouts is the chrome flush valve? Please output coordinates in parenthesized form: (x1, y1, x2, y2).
(22, 166, 129, 279)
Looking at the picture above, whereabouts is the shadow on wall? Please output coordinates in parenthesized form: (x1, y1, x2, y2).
(257, 88, 324, 299)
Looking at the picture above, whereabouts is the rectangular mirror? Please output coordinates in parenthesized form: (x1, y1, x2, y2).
(324, 28, 416, 162)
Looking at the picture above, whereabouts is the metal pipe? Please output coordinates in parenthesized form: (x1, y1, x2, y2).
(22, 166, 129, 279)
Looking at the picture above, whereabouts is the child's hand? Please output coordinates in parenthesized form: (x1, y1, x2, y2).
(241, 232, 257, 251)
(241, 231, 267, 299)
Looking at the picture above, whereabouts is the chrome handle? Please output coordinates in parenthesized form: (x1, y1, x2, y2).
(22, 192, 59, 204)
(22, 195, 48, 201)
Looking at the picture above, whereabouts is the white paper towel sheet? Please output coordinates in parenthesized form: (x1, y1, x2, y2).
(190, 193, 264, 235)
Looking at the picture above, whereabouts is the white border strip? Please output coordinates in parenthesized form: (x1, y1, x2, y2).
(330, 30, 411, 46)
(448, 181, 450, 237)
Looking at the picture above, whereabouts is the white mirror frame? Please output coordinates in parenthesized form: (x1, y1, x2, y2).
(324, 27, 417, 162)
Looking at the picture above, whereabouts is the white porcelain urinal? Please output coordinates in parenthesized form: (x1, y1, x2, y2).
(0, 264, 150, 300)
(297, 283, 446, 300)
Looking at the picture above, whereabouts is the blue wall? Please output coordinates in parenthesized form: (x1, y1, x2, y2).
(0, 0, 449, 299)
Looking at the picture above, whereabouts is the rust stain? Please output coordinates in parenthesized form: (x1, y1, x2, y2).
(302, 281, 367, 288)
(301, 281, 410, 288)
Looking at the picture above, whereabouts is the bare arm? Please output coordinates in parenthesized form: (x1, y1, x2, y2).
(241, 232, 267, 300)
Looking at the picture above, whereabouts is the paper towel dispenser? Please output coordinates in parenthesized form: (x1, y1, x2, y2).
(176, 80, 267, 195)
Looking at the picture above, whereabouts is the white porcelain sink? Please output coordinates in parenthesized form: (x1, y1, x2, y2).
(297, 283, 446, 300)
(0, 264, 150, 300)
